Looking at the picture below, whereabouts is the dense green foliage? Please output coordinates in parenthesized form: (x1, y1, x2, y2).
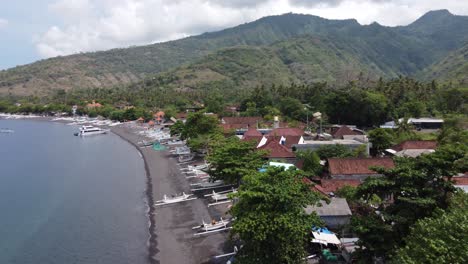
(206, 137, 267, 185)
(351, 144, 467, 261)
(230, 167, 323, 264)
(393, 192, 468, 264)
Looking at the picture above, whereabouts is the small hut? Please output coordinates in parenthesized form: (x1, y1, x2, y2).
(154, 111, 165, 124)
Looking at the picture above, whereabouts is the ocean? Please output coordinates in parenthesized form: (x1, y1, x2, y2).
(0, 119, 149, 264)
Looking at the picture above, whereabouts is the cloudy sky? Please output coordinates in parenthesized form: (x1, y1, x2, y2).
(1, 0, 468, 70)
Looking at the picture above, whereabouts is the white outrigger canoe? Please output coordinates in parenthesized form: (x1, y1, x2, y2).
(204, 189, 237, 207)
(154, 192, 197, 206)
(192, 217, 232, 236)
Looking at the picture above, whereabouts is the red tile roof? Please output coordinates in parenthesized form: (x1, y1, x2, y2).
(220, 124, 248, 132)
(279, 135, 303, 148)
(243, 128, 264, 143)
(222, 116, 262, 125)
(392, 140, 438, 151)
(319, 179, 361, 193)
(452, 175, 468, 185)
(258, 139, 296, 158)
(267, 127, 304, 137)
(328, 158, 395, 176)
(303, 178, 328, 196)
(243, 128, 263, 137)
(332, 126, 362, 139)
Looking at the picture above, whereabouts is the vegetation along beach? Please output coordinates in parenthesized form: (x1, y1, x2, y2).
(1, 2, 467, 264)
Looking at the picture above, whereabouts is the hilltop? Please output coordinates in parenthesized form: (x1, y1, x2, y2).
(1, 10, 468, 95)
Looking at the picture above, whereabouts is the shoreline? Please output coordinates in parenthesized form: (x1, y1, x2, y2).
(3, 116, 232, 263)
(111, 127, 160, 264)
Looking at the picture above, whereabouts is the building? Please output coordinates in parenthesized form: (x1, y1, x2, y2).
(258, 139, 296, 162)
(220, 116, 263, 133)
(154, 111, 165, 124)
(328, 158, 395, 180)
(305, 198, 352, 229)
(331, 125, 365, 139)
(293, 139, 369, 155)
(380, 118, 444, 130)
(86, 100, 102, 109)
(386, 140, 437, 158)
(452, 174, 468, 193)
(312, 179, 362, 197)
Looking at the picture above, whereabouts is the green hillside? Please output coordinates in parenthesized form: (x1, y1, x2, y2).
(420, 44, 468, 84)
(145, 35, 387, 95)
(1, 10, 468, 95)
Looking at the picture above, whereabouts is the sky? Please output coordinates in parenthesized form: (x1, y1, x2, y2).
(1, 0, 468, 70)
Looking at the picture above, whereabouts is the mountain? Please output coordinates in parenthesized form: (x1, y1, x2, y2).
(1, 10, 468, 95)
(420, 43, 468, 84)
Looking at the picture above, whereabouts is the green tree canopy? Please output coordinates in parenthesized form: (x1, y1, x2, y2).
(394, 192, 468, 264)
(352, 144, 467, 261)
(180, 111, 220, 139)
(368, 128, 395, 156)
(231, 167, 323, 264)
(206, 136, 267, 185)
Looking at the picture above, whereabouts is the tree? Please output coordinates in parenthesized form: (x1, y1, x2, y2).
(206, 137, 266, 185)
(368, 128, 395, 156)
(296, 150, 323, 176)
(230, 167, 323, 264)
(316, 144, 354, 159)
(352, 144, 467, 261)
(180, 111, 220, 139)
(169, 120, 185, 136)
(394, 192, 468, 264)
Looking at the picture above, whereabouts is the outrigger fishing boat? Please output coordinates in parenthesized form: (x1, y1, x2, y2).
(191, 180, 233, 192)
(192, 217, 232, 236)
(204, 188, 237, 207)
(154, 192, 197, 206)
(185, 169, 209, 179)
(181, 162, 209, 172)
(178, 153, 195, 163)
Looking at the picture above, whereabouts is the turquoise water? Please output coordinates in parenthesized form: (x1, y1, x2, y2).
(0, 120, 149, 264)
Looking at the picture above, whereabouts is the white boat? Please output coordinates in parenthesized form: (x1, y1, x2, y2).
(205, 189, 237, 207)
(75, 125, 108, 136)
(154, 192, 197, 206)
(192, 217, 232, 236)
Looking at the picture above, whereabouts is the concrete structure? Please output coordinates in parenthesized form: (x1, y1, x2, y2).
(305, 198, 352, 229)
(293, 139, 369, 155)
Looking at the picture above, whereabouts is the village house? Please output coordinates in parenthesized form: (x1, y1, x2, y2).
(293, 138, 369, 155)
(257, 139, 296, 162)
(380, 117, 444, 130)
(154, 111, 165, 124)
(305, 198, 352, 230)
(86, 100, 102, 109)
(327, 157, 395, 180)
(386, 140, 437, 158)
(220, 116, 263, 133)
(312, 179, 362, 197)
(330, 125, 365, 139)
(452, 173, 468, 193)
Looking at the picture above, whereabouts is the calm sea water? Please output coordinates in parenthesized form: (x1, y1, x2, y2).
(0, 119, 149, 264)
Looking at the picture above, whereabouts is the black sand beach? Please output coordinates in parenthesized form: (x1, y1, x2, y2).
(112, 125, 231, 264)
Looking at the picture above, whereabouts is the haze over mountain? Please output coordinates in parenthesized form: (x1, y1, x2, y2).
(1, 9, 467, 96)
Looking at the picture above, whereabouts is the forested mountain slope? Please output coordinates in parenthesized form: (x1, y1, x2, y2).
(1, 10, 467, 95)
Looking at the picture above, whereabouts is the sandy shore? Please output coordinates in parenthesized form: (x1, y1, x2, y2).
(112, 125, 233, 264)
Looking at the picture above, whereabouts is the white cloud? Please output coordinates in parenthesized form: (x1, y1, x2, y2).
(0, 18, 9, 29)
(35, 0, 468, 58)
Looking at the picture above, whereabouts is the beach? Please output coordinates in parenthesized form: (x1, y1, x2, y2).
(112, 125, 232, 264)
